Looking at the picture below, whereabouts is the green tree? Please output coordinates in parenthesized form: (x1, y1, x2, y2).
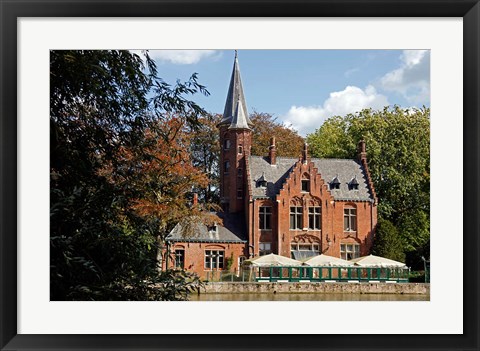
(306, 106, 430, 261)
(372, 218, 405, 262)
(50, 50, 210, 300)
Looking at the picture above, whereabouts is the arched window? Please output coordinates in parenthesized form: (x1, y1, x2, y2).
(238, 145, 243, 154)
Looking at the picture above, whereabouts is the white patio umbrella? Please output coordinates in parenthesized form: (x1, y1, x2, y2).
(303, 254, 354, 267)
(350, 254, 406, 267)
(246, 253, 302, 267)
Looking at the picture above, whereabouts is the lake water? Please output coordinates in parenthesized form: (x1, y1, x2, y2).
(190, 293, 429, 301)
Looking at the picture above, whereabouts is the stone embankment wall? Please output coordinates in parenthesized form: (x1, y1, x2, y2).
(202, 282, 429, 295)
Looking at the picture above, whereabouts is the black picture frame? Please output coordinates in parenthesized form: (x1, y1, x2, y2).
(1, 1, 478, 350)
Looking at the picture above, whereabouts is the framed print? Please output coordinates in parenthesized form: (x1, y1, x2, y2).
(1, 0, 479, 350)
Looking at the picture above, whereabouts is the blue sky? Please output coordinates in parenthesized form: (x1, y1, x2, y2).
(146, 50, 430, 136)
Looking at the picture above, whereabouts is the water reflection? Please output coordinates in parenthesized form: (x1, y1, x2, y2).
(190, 293, 429, 301)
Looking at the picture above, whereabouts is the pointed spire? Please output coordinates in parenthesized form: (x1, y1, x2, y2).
(220, 51, 252, 129)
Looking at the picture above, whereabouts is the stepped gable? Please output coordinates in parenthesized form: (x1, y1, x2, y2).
(248, 155, 374, 201)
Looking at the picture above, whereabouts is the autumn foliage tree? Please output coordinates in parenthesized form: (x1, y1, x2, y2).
(50, 50, 213, 300)
(250, 112, 305, 157)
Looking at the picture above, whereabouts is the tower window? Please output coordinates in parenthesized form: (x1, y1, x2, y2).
(237, 188, 243, 199)
(238, 145, 243, 154)
(237, 168, 243, 177)
(224, 139, 231, 150)
(224, 161, 230, 173)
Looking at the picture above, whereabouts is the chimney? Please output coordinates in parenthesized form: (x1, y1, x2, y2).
(302, 142, 308, 164)
(357, 140, 367, 161)
(193, 193, 198, 207)
(269, 137, 277, 165)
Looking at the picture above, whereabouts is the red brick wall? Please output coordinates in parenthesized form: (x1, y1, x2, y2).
(219, 126, 252, 213)
(249, 158, 376, 260)
(249, 198, 278, 256)
(165, 242, 248, 279)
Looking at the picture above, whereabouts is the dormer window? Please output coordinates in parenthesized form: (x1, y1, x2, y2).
(256, 172, 268, 188)
(330, 175, 340, 190)
(208, 223, 218, 234)
(349, 176, 359, 190)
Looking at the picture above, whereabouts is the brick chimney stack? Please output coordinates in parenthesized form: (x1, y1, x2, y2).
(302, 142, 308, 164)
(358, 140, 367, 161)
(269, 137, 277, 165)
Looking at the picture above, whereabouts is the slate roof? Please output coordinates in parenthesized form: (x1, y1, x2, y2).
(228, 97, 250, 130)
(166, 212, 247, 243)
(219, 52, 253, 129)
(249, 156, 374, 201)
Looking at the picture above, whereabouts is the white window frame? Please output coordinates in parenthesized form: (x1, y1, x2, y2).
(290, 206, 303, 230)
(340, 243, 360, 260)
(204, 250, 225, 270)
(344, 207, 357, 231)
(308, 206, 321, 230)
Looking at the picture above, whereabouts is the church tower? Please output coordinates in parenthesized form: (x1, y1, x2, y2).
(218, 51, 253, 213)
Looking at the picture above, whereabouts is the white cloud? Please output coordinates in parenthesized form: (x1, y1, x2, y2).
(344, 67, 359, 78)
(282, 85, 389, 136)
(380, 50, 430, 104)
(146, 50, 219, 64)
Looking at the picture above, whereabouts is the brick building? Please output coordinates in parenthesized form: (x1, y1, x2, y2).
(165, 53, 378, 278)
